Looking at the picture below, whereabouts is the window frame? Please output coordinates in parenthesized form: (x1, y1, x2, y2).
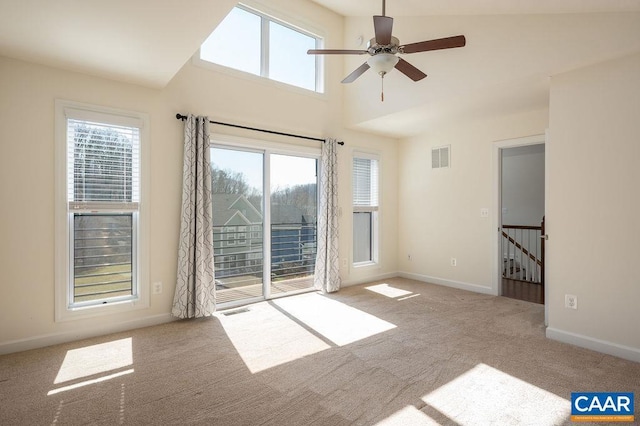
(352, 151, 380, 268)
(194, 4, 325, 94)
(55, 100, 150, 322)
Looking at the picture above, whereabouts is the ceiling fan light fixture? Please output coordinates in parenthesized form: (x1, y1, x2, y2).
(367, 53, 399, 75)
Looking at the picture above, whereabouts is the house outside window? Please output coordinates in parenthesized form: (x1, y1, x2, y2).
(352, 153, 379, 265)
(197, 5, 323, 93)
(55, 100, 149, 320)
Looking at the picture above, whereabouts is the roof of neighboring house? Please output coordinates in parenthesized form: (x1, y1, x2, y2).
(212, 193, 314, 226)
(212, 194, 261, 226)
(271, 203, 312, 225)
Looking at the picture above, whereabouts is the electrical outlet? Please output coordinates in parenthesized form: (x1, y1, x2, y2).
(451, 257, 457, 267)
(565, 294, 577, 309)
(480, 208, 489, 218)
(153, 282, 163, 295)
(342, 258, 348, 268)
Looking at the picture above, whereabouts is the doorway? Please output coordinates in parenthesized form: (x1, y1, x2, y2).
(493, 135, 547, 310)
(500, 144, 545, 304)
(211, 146, 319, 307)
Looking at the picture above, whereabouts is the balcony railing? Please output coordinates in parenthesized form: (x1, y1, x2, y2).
(212, 222, 317, 292)
(72, 213, 133, 303)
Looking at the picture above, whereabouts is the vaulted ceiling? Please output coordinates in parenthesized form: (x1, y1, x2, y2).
(1, 0, 639, 137)
(311, 0, 640, 136)
(0, 0, 237, 87)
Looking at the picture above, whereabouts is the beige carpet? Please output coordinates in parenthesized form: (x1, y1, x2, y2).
(1, 277, 638, 425)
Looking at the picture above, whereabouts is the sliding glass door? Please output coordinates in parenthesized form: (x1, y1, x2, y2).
(211, 146, 318, 306)
(270, 154, 318, 296)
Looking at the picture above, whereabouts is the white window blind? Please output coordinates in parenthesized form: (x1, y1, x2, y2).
(353, 157, 379, 207)
(67, 119, 140, 209)
(352, 155, 379, 265)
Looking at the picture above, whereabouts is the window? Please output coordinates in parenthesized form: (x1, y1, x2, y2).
(55, 100, 148, 320)
(198, 5, 322, 92)
(237, 226, 247, 245)
(226, 226, 236, 246)
(353, 154, 379, 265)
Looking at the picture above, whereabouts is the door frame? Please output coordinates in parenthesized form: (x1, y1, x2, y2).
(491, 133, 548, 323)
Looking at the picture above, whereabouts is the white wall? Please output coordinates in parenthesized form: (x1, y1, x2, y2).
(546, 53, 640, 359)
(0, 0, 398, 353)
(501, 144, 545, 226)
(397, 109, 549, 293)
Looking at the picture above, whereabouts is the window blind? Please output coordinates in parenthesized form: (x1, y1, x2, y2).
(67, 119, 140, 207)
(353, 157, 379, 207)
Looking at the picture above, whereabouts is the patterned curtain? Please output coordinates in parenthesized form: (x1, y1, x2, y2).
(172, 115, 216, 318)
(314, 138, 341, 293)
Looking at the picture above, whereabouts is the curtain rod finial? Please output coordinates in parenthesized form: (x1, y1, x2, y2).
(176, 113, 187, 121)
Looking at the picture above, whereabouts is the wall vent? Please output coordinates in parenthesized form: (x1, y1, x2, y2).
(432, 145, 450, 169)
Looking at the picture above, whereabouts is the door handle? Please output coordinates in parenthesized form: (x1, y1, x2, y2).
(540, 235, 548, 240)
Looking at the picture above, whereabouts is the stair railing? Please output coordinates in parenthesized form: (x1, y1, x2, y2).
(501, 219, 544, 284)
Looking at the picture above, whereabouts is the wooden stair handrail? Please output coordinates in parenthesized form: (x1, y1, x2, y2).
(501, 231, 542, 267)
(502, 224, 541, 230)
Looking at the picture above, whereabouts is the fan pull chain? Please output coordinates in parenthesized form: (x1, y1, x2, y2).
(381, 73, 385, 102)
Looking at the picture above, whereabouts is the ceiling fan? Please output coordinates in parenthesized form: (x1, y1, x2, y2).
(307, 0, 466, 100)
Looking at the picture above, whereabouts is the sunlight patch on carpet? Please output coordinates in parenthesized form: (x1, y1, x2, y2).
(53, 338, 133, 384)
(274, 293, 396, 346)
(48, 369, 134, 396)
(216, 302, 331, 373)
(374, 405, 439, 425)
(365, 283, 414, 298)
(422, 363, 570, 424)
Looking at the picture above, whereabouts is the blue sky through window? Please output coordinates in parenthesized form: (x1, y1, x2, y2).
(212, 148, 317, 193)
(199, 6, 320, 92)
(200, 7, 261, 76)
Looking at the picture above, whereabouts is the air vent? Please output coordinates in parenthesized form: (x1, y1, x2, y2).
(432, 145, 450, 169)
(222, 308, 250, 316)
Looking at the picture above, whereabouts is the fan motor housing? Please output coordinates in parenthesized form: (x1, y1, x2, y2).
(367, 36, 400, 55)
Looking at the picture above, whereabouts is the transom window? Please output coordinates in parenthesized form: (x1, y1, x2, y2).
(199, 5, 323, 92)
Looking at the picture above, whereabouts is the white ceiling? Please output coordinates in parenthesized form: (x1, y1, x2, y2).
(0, 0, 639, 137)
(0, 0, 236, 87)
(309, 0, 640, 136)
(339, 12, 640, 136)
(310, 0, 640, 17)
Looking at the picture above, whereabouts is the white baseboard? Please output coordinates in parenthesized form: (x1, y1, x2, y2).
(398, 271, 495, 295)
(0, 313, 175, 355)
(546, 327, 640, 363)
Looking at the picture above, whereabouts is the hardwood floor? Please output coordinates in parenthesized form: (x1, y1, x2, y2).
(502, 278, 543, 304)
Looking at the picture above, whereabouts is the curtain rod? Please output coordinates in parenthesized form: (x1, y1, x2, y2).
(175, 114, 344, 145)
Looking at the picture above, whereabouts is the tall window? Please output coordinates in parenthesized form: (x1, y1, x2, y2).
(198, 5, 322, 92)
(353, 154, 379, 265)
(56, 101, 148, 319)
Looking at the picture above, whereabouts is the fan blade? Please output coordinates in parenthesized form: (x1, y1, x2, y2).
(401, 35, 466, 54)
(395, 58, 427, 81)
(307, 49, 368, 55)
(341, 62, 370, 84)
(373, 15, 393, 45)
